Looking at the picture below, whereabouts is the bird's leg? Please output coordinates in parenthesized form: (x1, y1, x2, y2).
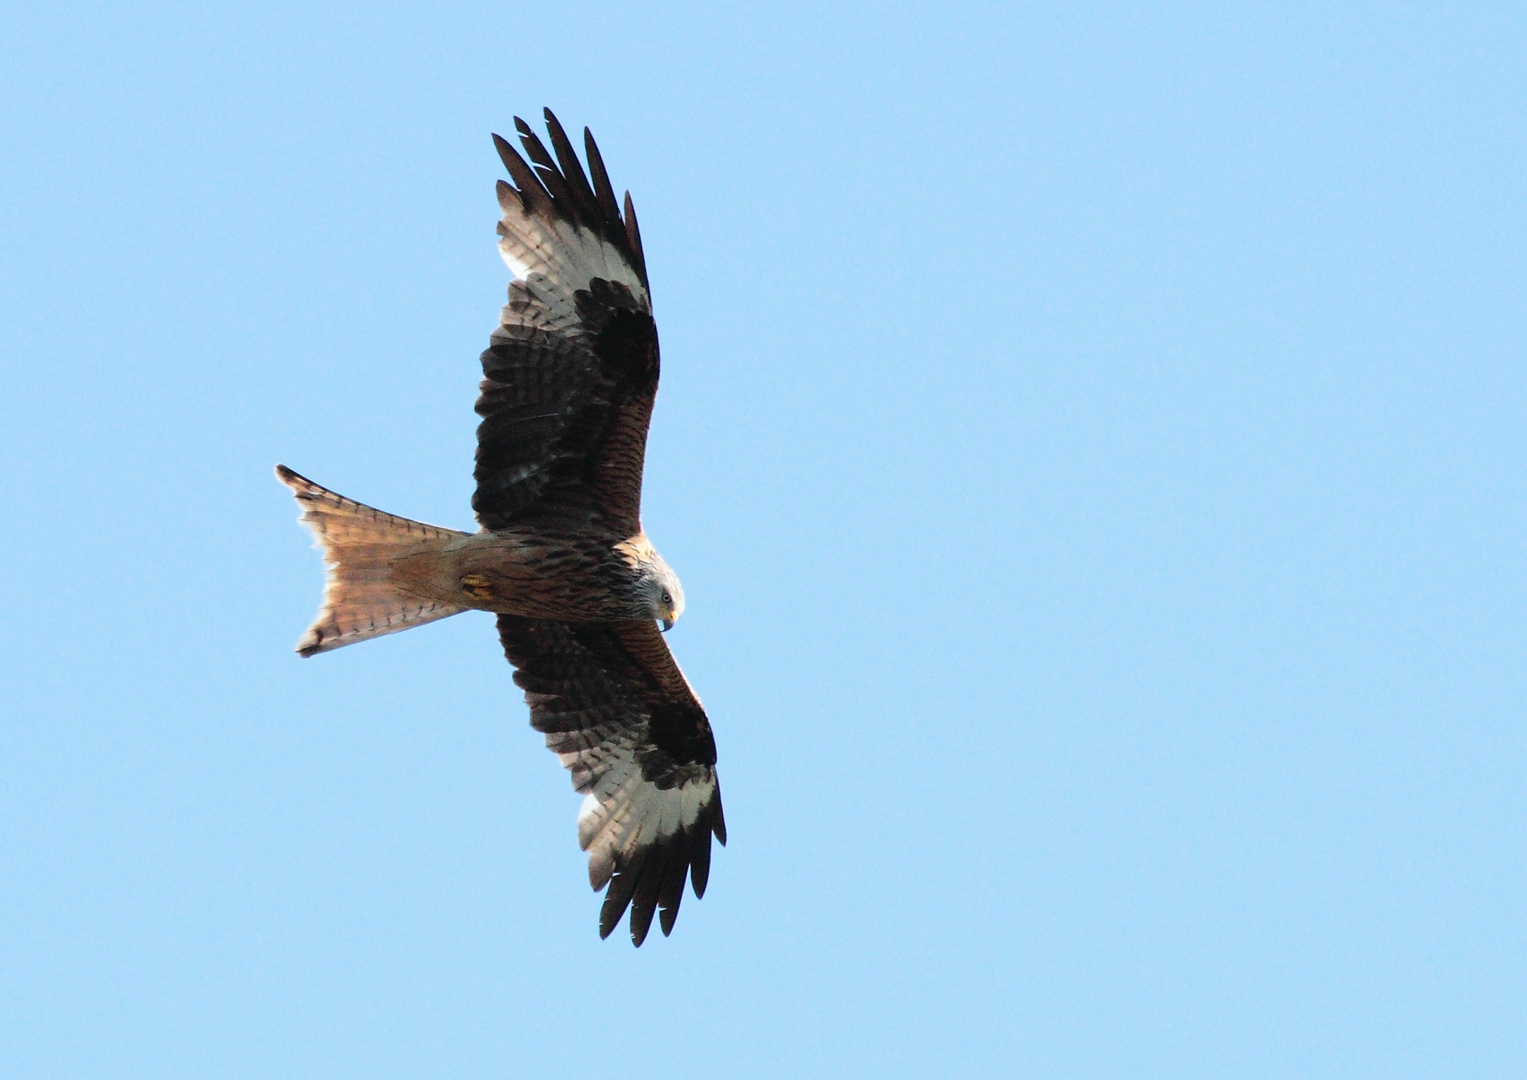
(460, 573, 495, 602)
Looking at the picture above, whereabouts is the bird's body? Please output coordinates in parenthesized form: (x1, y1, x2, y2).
(277, 110, 722, 946)
(451, 525, 672, 620)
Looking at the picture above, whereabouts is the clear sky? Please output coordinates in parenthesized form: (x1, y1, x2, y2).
(2, 2, 1523, 1077)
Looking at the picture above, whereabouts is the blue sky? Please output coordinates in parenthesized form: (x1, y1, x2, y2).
(2, 2, 1523, 1077)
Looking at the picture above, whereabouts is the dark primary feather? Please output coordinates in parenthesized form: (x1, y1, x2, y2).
(492, 132, 554, 216)
(542, 111, 602, 226)
(474, 111, 659, 532)
(490, 110, 646, 283)
(498, 616, 725, 945)
(514, 117, 583, 224)
(622, 191, 646, 279)
(583, 127, 624, 227)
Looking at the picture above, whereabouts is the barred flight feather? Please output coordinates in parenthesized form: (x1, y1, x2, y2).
(473, 114, 660, 532)
(498, 615, 724, 943)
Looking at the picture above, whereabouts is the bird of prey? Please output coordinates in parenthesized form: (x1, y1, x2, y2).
(276, 110, 724, 946)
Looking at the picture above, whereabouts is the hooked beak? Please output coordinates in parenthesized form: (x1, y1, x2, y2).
(660, 618, 674, 632)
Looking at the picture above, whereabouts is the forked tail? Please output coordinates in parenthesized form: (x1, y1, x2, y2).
(276, 465, 471, 656)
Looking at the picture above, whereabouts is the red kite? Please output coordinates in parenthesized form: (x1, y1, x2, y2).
(278, 111, 723, 945)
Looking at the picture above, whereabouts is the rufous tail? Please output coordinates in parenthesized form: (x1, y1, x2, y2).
(276, 465, 471, 656)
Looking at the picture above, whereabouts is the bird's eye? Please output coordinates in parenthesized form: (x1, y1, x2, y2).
(661, 591, 672, 605)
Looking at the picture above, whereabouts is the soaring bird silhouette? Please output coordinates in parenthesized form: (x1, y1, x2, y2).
(277, 110, 724, 946)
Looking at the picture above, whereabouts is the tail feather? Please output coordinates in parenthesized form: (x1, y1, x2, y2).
(276, 465, 470, 656)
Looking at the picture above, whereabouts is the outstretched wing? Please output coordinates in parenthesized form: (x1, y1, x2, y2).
(474, 110, 659, 534)
(498, 616, 726, 945)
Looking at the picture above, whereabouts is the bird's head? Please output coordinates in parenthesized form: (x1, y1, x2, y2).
(617, 532, 687, 631)
(641, 557, 686, 632)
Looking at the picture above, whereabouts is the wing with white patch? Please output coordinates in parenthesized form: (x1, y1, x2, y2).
(498, 615, 726, 945)
(474, 110, 659, 534)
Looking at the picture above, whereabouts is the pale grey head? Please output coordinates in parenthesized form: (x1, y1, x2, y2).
(637, 555, 686, 631)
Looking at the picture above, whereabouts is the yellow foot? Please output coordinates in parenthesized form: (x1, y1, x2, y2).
(460, 573, 495, 602)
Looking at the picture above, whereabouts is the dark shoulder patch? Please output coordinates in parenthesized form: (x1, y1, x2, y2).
(646, 698, 718, 770)
(575, 278, 659, 396)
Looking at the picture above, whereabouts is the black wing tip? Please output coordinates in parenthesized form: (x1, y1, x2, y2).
(712, 797, 727, 846)
(599, 848, 646, 943)
(491, 109, 647, 283)
(594, 818, 718, 945)
(622, 191, 647, 282)
(599, 875, 636, 941)
(626, 843, 667, 947)
(492, 130, 551, 216)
